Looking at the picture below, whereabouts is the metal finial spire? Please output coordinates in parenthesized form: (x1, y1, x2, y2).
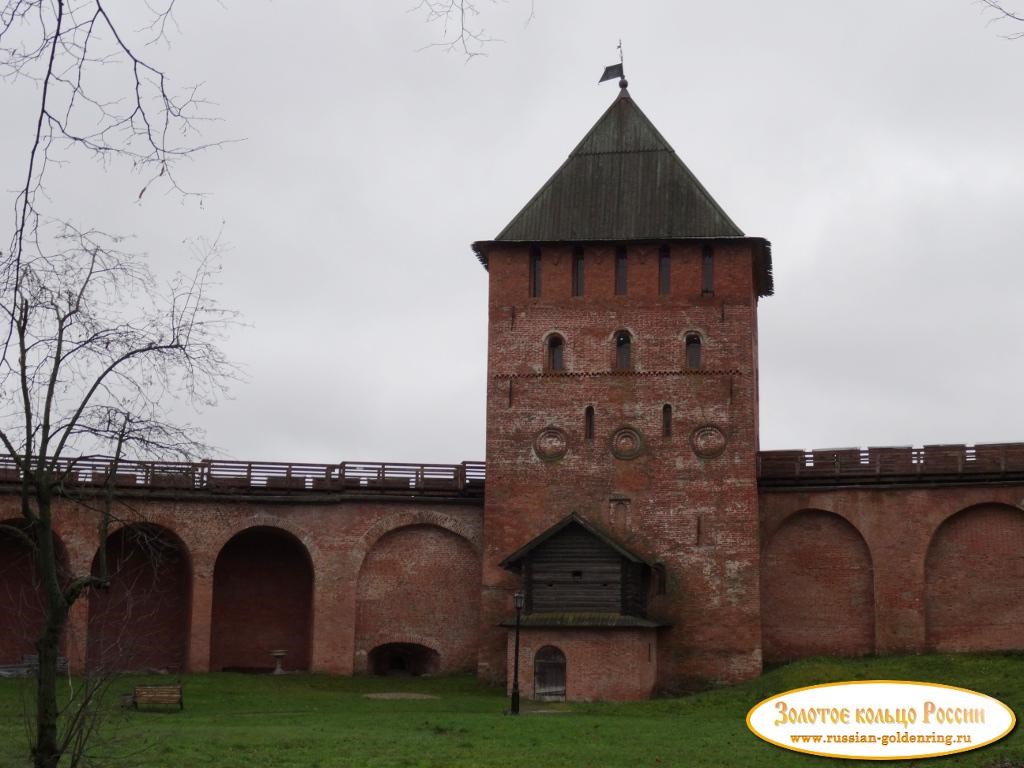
(617, 40, 628, 89)
(598, 41, 628, 90)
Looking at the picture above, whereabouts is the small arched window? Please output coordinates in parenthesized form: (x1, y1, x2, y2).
(546, 335, 565, 372)
(584, 406, 595, 441)
(615, 330, 632, 370)
(662, 404, 672, 437)
(685, 334, 702, 369)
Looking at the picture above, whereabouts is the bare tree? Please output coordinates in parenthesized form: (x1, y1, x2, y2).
(0, 2, 234, 766)
(413, 0, 536, 58)
(978, 0, 1024, 38)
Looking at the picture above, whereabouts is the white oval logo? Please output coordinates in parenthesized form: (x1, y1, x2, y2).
(746, 680, 1015, 760)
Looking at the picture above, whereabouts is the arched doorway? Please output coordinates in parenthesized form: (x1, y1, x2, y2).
(368, 643, 439, 676)
(86, 523, 191, 673)
(761, 510, 875, 662)
(210, 526, 313, 672)
(533, 646, 566, 701)
(0, 520, 68, 664)
(926, 504, 1024, 651)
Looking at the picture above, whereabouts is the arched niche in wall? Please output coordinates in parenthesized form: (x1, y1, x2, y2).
(925, 503, 1024, 652)
(0, 519, 69, 665)
(210, 526, 313, 672)
(354, 524, 480, 675)
(87, 523, 191, 673)
(761, 509, 875, 663)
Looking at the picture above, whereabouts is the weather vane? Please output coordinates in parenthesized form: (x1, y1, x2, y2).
(599, 39, 628, 89)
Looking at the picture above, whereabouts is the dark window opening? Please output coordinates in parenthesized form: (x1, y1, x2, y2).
(584, 406, 595, 441)
(659, 245, 671, 295)
(615, 330, 632, 370)
(615, 247, 628, 295)
(701, 245, 714, 296)
(547, 335, 565, 372)
(572, 247, 584, 297)
(653, 564, 667, 595)
(685, 334, 702, 369)
(662, 404, 672, 437)
(530, 247, 542, 298)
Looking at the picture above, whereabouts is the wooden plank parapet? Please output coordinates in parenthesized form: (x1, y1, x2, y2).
(0, 455, 486, 499)
(758, 442, 1024, 487)
(2, 443, 1021, 496)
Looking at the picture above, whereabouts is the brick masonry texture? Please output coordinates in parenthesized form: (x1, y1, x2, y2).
(480, 241, 764, 693)
(506, 628, 658, 701)
(0, 496, 483, 677)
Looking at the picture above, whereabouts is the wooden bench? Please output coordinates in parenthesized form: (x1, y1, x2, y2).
(133, 685, 183, 711)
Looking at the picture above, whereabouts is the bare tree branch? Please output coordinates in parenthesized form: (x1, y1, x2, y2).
(977, 0, 1024, 38)
(1, 3, 236, 766)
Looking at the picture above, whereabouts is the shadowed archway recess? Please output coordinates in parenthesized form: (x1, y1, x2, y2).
(355, 524, 481, 674)
(210, 526, 313, 672)
(926, 504, 1024, 652)
(0, 520, 69, 664)
(761, 510, 875, 663)
(368, 642, 439, 676)
(86, 523, 191, 673)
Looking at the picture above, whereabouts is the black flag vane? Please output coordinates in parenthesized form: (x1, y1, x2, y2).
(599, 40, 627, 88)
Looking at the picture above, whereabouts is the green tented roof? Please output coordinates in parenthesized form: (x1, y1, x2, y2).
(493, 88, 744, 242)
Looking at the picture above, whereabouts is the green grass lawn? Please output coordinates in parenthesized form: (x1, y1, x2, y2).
(1, 653, 1023, 768)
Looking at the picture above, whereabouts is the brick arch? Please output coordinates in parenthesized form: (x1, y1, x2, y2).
(354, 523, 481, 674)
(207, 514, 321, 568)
(355, 510, 481, 564)
(210, 525, 314, 671)
(86, 523, 191, 672)
(0, 519, 69, 664)
(926, 502, 1024, 652)
(761, 508, 875, 663)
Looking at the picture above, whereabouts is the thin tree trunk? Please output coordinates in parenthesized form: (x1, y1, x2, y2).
(33, 496, 67, 768)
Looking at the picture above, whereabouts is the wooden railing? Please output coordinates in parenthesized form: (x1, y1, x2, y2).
(0, 456, 486, 498)
(758, 443, 1024, 486)
(4, 441, 1023, 496)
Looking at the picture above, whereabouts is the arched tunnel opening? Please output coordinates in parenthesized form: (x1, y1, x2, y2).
(368, 643, 439, 676)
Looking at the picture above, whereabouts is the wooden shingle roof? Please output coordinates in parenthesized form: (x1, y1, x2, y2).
(493, 88, 743, 243)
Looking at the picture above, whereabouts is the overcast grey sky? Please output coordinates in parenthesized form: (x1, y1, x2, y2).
(3, 1, 1023, 464)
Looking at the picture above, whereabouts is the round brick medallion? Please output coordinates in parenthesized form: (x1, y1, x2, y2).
(691, 425, 727, 459)
(533, 428, 568, 461)
(610, 427, 644, 460)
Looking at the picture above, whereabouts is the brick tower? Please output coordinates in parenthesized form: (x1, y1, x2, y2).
(473, 82, 774, 697)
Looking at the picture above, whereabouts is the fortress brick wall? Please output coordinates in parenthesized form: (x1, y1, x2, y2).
(2, 455, 1024, 691)
(0, 487, 483, 677)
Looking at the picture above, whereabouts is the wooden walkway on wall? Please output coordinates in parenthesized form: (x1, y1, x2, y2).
(3, 441, 1024, 497)
(0, 457, 485, 499)
(758, 443, 1024, 488)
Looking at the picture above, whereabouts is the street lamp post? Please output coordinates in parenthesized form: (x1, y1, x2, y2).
(511, 590, 524, 715)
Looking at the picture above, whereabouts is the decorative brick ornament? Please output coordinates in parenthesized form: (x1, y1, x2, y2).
(533, 428, 568, 461)
(610, 427, 644, 460)
(690, 425, 727, 459)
